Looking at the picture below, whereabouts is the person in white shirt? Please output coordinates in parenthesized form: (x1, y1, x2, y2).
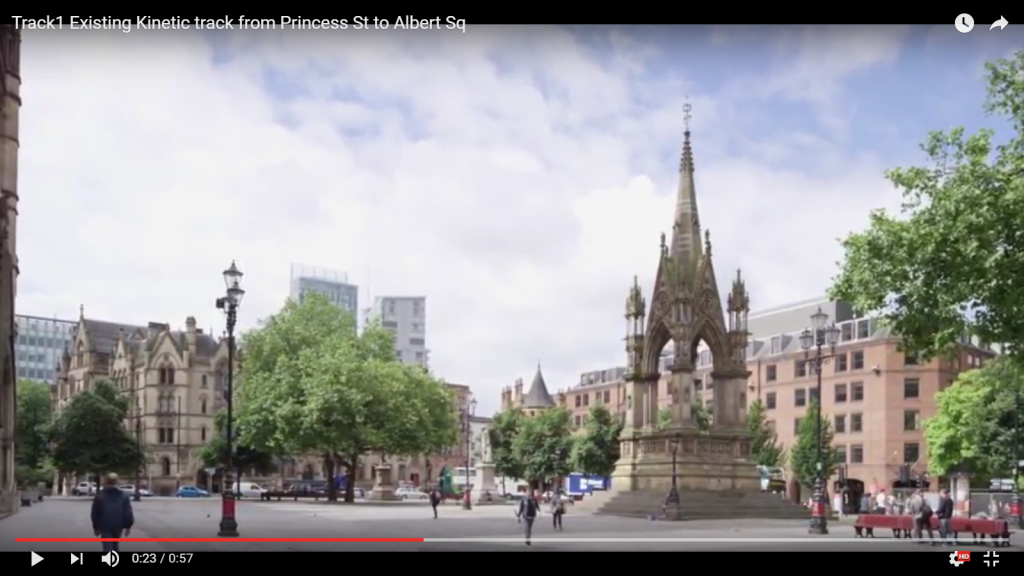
(875, 490, 887, 514)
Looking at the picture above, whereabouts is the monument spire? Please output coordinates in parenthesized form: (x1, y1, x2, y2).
(670, 101, 702, 266)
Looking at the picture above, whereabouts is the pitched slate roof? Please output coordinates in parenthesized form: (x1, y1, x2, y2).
(522, 364, 555, 409)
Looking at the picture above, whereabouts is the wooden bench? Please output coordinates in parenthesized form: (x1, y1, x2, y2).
(854, 514, 1014, 546)
(260, 491, 324, 501)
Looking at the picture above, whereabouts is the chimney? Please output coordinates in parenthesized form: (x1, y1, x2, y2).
(185, 316, 197, 353)
(513, 378, 523, 405)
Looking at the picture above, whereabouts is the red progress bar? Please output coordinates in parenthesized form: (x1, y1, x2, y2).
(16, 538, 424, 542)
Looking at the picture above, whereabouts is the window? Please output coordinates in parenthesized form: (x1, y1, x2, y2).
(603, 390, 611, 403)
(850, 413, 863, 432)
(903, 378, 920, 399)
(382, 320, 398, 329)
(795, 360, 807, 378)
(574, 395, 582, 408)
(158, 427, 175, 444)
(412, 322, 423, 332)
(201, 427, 207, 442)
(851, 381, 864, 401)
(201, 375, 208, 388)
(850, 444, 864, 463)
(852, 351, 864, 370)
(903, 410, 920, 431)
(809, 387, 819, 403)
(904, 443, 920, 464)
(834, 414, 846, 433)
(766, 364, 777, 382)
(904, 353, 918, 366)
(765, 392, 776, 409)
(854, 319, 869, 339)
(409, 337, 425, 346)
(835, 353, 847, 372)
(582, 394, 590, 406)
(840, 322, 853, 342)
(835, 444, 847, 463)
(834, 383, 848, 403)
(794, 418, 802, 435)
(200, 398, 207, 414)
(794, 389, 807, 407)
(770, 336, 781, 355)
(574, 415, 582, 427)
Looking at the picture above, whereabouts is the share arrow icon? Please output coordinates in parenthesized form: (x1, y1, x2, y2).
(990, 16, 1008, 30)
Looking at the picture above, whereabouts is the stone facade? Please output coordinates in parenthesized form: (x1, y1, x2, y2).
(0, 25, 21, 516)
(52, 313, 228, 495)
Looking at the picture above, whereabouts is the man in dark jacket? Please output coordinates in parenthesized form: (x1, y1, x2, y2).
(936, 489, 955, 545)
(429, 488, 441, 519)
(517, 491, 540, 546)
(91, 474, 134, 552)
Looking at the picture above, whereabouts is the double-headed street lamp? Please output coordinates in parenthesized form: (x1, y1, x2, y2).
(133, 405, 142, 502)
(215, 261, 244, 538)
(799, 307, 840, 536)
(461, 394, 477, 510)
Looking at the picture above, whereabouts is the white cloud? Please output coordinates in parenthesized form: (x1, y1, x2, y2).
(18, 27, 913, 413)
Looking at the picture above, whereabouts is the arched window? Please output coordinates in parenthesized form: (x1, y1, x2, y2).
(200, 395, 208, 414)
(161, 457, 171, 476)
(200, 426, 207, 442)
(201, 374, 208, 388)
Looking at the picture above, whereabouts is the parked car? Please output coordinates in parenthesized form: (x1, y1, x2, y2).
(176, 486, 209, 498)
(72, 482, 96, 496)
(235, 482, 266, 498)
(119, 485, 153, 497)
(396, 488, 429, 500)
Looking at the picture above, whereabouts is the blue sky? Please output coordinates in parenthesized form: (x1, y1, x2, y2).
(16, 25, 1023, 411)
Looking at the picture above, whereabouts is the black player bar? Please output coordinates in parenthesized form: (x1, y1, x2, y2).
(6, 548, 1016, 566)
(1, 10, 1019, 26)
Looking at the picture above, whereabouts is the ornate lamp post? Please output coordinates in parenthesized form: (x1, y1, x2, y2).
(215, 261, 244, 537)
(461, 395, 477, 510)
(663, 433, 682, 519)
(133, 405, 142, 502)
(799, 307, 840, 536)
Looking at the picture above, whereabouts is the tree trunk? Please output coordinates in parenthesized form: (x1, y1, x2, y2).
(343, 455, 357, 503)
(323, 453, 338, 502)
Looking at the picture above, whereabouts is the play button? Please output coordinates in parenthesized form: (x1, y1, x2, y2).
(31, 551, 43, 566)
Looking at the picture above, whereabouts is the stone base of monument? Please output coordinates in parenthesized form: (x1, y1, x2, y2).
(595, 429, 805, 521)
(366, 464, 401, 501)
(473, 463, 500, 505)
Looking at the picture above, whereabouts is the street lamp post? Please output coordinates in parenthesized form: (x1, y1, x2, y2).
(799, 307, 840, 536)
(663, 433, 682, 519)
(462, 395, 477, 510)
(216, 261, 244, 538)
(134, 405, 142, 502)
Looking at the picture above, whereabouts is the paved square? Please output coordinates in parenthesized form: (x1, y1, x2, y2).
(2, 497, 1019, 552)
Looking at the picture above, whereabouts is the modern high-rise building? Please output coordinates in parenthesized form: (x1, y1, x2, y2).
(14, 314, 76, 383)
(365, 296, 428, 367)
(289, 264, 359, 317)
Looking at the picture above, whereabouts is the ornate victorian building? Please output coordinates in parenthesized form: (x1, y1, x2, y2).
(0, 26, 21, 516)
(52, 312, 229, 495)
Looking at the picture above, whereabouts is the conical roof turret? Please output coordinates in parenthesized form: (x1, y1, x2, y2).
(522, 362, 555, 409)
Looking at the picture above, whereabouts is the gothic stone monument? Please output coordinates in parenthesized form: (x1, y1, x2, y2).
(595, 107, 804, 521)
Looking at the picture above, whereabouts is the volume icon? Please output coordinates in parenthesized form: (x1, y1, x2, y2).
(100, 551, 119, 567)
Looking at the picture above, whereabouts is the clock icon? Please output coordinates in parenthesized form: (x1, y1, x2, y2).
(955, 13, 974, 33)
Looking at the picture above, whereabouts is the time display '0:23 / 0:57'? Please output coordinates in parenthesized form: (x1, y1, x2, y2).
(131, 553, 194, 564)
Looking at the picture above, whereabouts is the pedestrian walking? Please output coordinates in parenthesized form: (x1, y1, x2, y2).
(91, 473, 134, 553)
(908, 489, 936, 544)
(517, 490, 540, 546)
(936, 489, 954, 545)
(429, 488, 441, 519)
(550, 491, 567, 530)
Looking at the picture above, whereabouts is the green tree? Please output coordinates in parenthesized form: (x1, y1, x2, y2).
(789, 400, 839, 488)
(16, 380, 53, 470)
(747, 399, 785, 468)
(200, 409, 277, 484)
(925, 358, 1024, 481)
(50, 380, 144, 482)
(237, 294, 457, 502)
(692, 401, 711, 433)
(513, 407, 573, 488)
(570, 405, 623, 478)
(488, 408, 526, 493)
(830, 51, 1024, 367)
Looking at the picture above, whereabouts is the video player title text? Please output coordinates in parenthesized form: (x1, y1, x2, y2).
(12, 16, 467, 33)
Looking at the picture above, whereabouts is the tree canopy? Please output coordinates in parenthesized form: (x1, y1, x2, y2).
(747, 399, 785, 468)
(488, 408, 526, 483)
(925, 358, 1023, 482)
(789, 400, 840, 488)
(16, 380, 52, 470)
(200, 409, 276, 479)
(569, 405, 623, 478)
(512, 407, 574, 487)
(50, 380, 144, 479)
(236, 293, 458, 502)
(829, 51, 1024, 364)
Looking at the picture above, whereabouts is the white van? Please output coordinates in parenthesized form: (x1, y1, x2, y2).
(235, 482, 266, 498)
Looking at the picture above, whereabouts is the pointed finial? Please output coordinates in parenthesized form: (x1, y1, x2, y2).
(683, 99, 692, 133)
(680, 100, 694, 173)
(704, 229, 711, 253)
(660, 232, 666, 248)
(79, 304, 84, 319)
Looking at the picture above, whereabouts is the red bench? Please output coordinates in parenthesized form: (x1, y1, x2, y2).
(854, 514, 1014, 546)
